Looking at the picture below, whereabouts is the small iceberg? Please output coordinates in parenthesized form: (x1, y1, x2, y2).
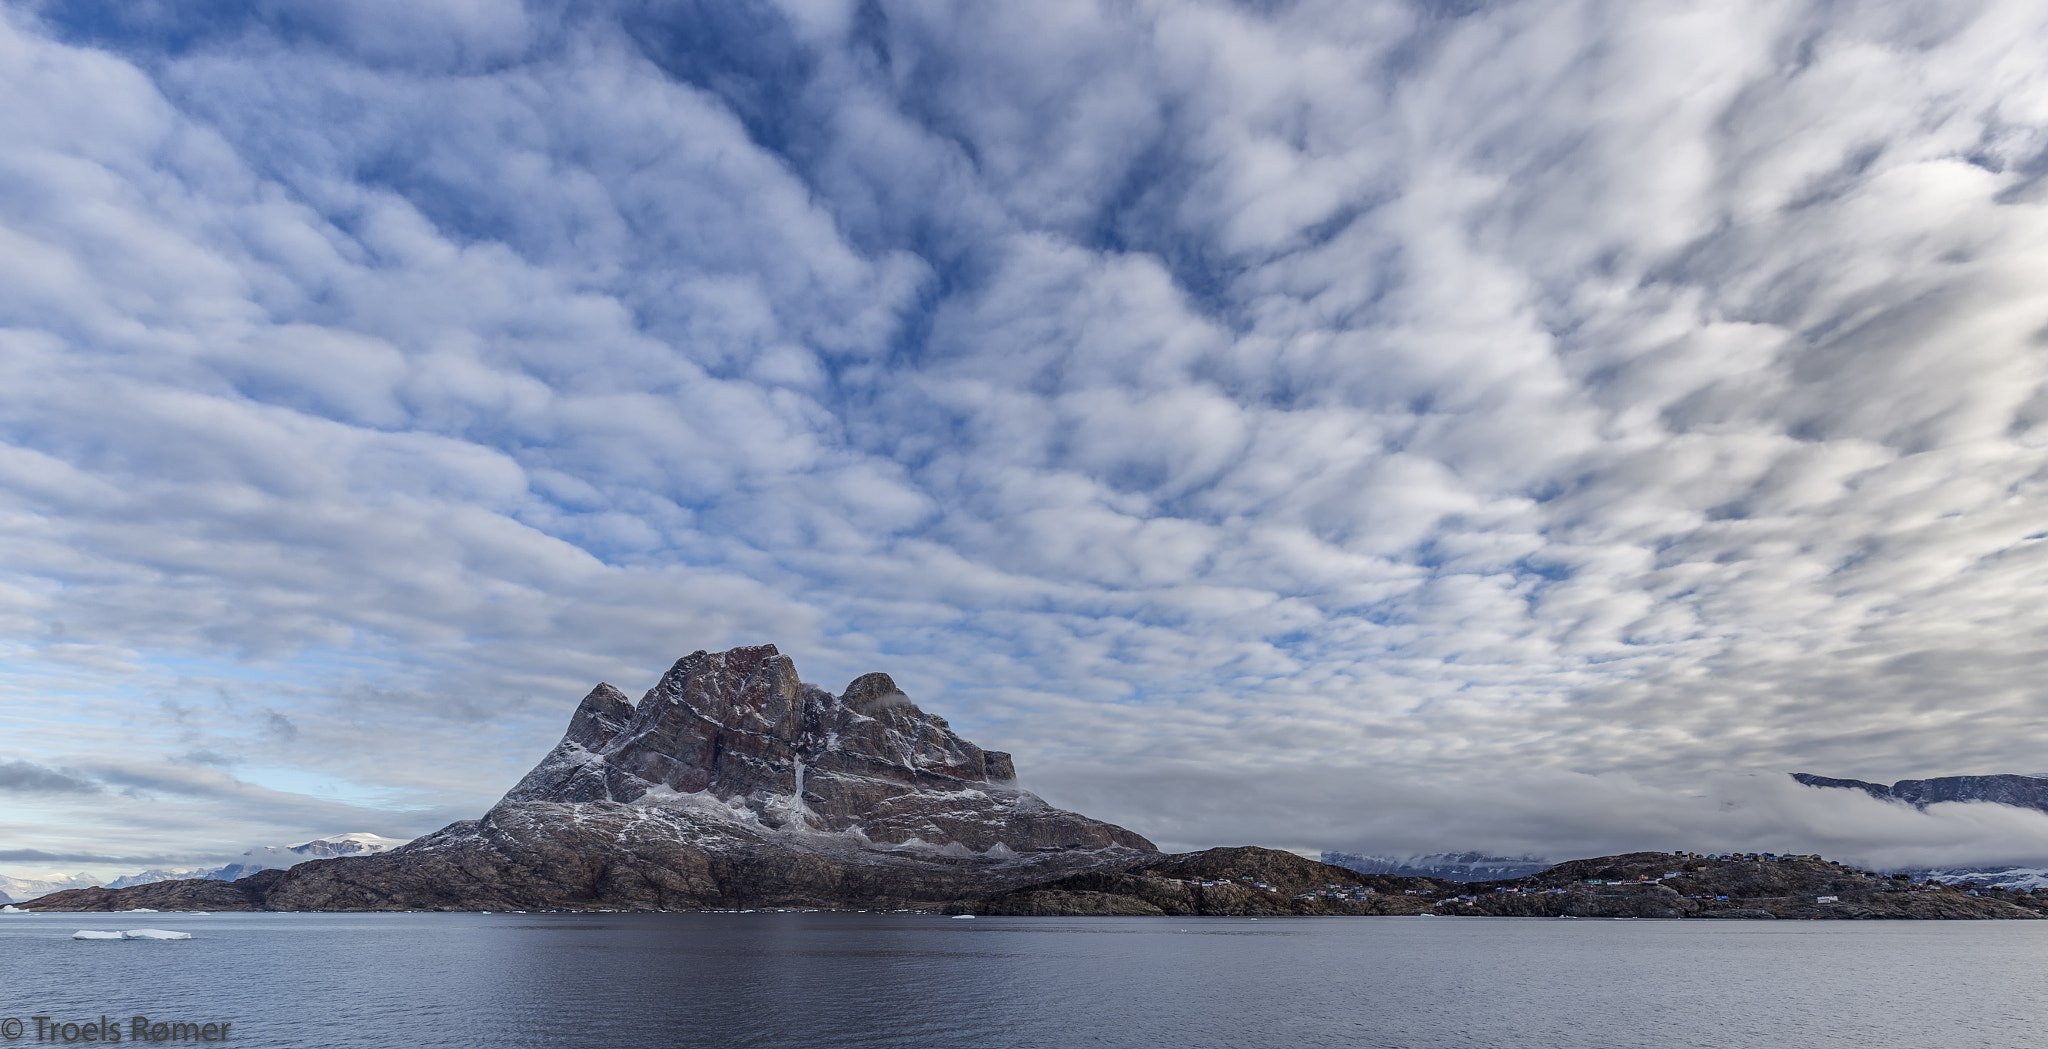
(73, 929, 192, 940)
(124, 908, 159, 913)
(1, 905, 25, 914)
(950, 914, 976, 919)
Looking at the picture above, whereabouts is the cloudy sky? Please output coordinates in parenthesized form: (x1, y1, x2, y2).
(5, 0, 2048, 875)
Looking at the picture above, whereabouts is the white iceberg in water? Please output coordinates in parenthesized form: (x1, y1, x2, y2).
(72, 929, 192, 940)
(1, 905, 25, 913)
(124, 908, 158, 913)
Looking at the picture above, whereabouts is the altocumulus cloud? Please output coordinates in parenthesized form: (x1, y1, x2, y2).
(2, 0, 2048, 868)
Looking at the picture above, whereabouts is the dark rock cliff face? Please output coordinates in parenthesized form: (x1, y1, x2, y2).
(36, 645, 1153, 912)
(495, 648, 1065, 851)
(1793, 772, 2048, 813)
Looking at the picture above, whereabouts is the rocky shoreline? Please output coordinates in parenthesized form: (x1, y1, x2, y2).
(939, 847, 2044, 919)
(35, 844, 2045, 919)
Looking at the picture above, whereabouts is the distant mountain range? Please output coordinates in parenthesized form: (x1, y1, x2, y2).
(1320, 851, 1552, 882)
(0, 871, 102, 902)
(1792, 772, 2048, 885)
(1, 833, 412, 900)
(1316, 774, 2048, 886)
(1792, 772, 2048, 813)
(102, 833, 414, 889)
(202, 832, 414, 881)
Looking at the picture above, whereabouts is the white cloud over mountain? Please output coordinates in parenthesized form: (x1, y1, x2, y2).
(3, 0, 2048, 867)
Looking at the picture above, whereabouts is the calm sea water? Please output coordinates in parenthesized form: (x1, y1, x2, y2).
(1, 910, 2042, 1048)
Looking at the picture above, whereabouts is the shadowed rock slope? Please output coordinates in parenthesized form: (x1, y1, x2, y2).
(38, 645, 1155, 912)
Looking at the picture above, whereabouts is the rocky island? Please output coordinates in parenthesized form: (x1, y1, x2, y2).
(39, 645, 1153, 912)
(28, 644, 2048, 919)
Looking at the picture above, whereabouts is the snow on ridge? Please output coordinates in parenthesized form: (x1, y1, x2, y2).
(280, 832, 412, 852)
(1895, 867, 2048, 890)
(0, 872, 102, 901)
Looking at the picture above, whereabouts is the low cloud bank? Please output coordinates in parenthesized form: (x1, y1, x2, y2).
(1046, 767, 2048, 872)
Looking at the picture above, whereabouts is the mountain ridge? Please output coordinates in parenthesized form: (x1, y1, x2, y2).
(1792, 772, 2048, 813)
(34, 644, 1154, 912)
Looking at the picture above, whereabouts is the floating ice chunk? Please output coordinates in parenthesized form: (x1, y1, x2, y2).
(1, 905, 24, 913)
(73, 930, 124, 940)
(950, 914, 976, 919)
(124, 908, 158, 913)
(122, 929, 192, 940)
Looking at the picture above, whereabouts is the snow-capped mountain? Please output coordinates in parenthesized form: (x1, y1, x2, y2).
(106, 868, 217, 889)
(1887, 867, 2048, 891)
(0, 871, 101, 901)
(487, 646, 1148, 859)
(208, 833, 413, 880)
(1321, 851, 1552, 882)
(34, 834, 417, 895)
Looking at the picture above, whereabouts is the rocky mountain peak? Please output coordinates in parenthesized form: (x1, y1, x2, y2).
(841, 671, 909, 715)
(500, 644, 1136, 854)
(24, 645, 1154, 912)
